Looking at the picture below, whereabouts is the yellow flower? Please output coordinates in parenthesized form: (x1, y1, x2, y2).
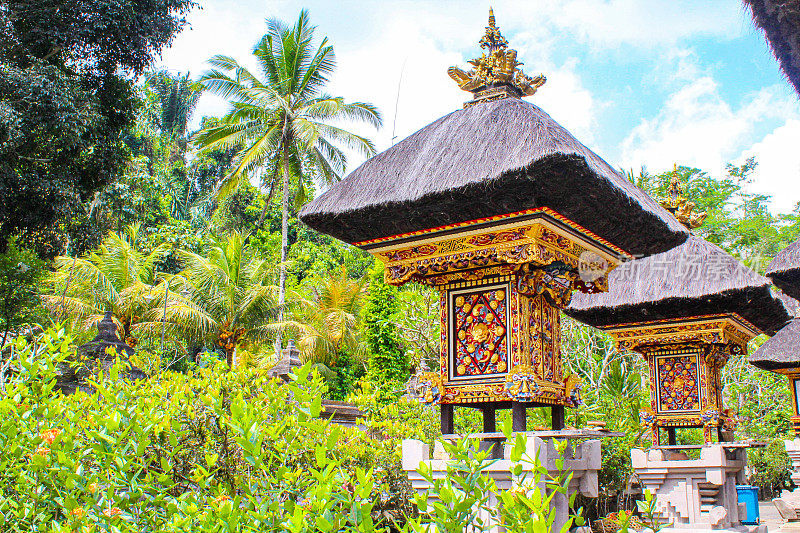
(70, 507, 86, 518)
(87, 482, 98, 493)
(102, 507, 122, 518)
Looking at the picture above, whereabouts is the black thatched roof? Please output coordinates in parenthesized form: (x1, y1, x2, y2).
(745, 0, 800, 95)
(566, 235, 792, 335)
(767, 237, 800, 300)
(299, 98, 688, 257)
(750, 318, 800, 370)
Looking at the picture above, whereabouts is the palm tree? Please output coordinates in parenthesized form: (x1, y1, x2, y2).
(145, 70, 203, 141)
(270, 268, 366, 368)
(194, 10, 382, 352)
(169, 232, 276, 367)
(42, 224, 179, 344)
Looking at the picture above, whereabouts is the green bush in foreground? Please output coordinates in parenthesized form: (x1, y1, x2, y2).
(0, 327, 401, 532)
(0, 327, 583, 532)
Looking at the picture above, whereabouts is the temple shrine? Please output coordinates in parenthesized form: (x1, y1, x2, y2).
(567, 179, 790, 531)
(300, 10, 686, 436)
(751, 238, 800, 518)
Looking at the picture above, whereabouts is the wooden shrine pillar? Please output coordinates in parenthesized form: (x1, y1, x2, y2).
(552, 405, 565, 430)
(482, 405, 497, 433)
(512, 403, 527, 432)
(441, 404, 454, 434)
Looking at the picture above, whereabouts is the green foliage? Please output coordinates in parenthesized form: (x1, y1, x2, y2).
(748, 439, 794, 499)
(0, 0, 195, 255)
(632, 160, 800, 271)
(173, 232, 277, 366)
(41, 224, 181, 345)
(0, 327, 417, 532)
(327, 351, 367, 401)
(406, 420, 582, 533)
(362, 264, 409, 402)
(0, 238, 45, 342)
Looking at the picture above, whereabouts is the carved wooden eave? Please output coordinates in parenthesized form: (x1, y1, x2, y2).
(601, 314, 760, 356)
(358, 207, 628, 292)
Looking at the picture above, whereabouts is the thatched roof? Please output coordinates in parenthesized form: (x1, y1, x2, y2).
(299, 98, 688, 257)
(767, 237, 800, 300)
(750, 318, 800, 371)
(566, 235, 792, 335)
(744, 0, 800, 95)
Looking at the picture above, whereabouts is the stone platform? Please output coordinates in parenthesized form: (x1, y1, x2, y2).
(402, 433, 603, 533)
(632, 444, 762, 533)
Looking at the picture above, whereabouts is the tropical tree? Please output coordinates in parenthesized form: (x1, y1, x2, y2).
(145, 70, 203, 141)
(194, 10, 382, 351)
(272, 268, 366, 368)
(42, 224, 177, 344)
(169, 231, 276, 367)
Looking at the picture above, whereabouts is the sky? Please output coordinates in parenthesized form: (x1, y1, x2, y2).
(155, 0, 800, 215)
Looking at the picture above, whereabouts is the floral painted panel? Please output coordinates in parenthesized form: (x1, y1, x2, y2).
(450, 284, 509, 379)
(656, 354, 701, 412)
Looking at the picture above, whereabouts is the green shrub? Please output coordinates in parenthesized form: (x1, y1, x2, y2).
(362, 264, 408, 403)
(749, 439, 793, 499)
(0, 327, 411, 532)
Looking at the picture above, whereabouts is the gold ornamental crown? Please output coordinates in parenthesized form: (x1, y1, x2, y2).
(659, 165, 707, 229)
(448, 8, 546, 106)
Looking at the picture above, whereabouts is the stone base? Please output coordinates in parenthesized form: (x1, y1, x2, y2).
(632, 445, 748, 530)
(651, 527, 766, 533)
(403, 436, 601, 533)
(782, 439, 800, 511)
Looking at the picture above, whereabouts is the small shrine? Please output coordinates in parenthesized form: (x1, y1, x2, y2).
(300, 10, 686, 436)
(751, 243, 800, 517)
(568, 177, 791, 445)
(56, 310, 147, 395)
(568, 179, 789, 532)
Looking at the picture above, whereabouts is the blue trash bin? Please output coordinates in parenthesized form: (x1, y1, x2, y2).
(736, 485, 760, 525)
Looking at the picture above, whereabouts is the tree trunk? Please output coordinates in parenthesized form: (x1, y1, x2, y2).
(276, 136, 290, 356)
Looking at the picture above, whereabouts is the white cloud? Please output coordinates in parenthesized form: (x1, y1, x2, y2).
(738, 120, 800, 214)
(540, 0, 744, 48)
(622, 76, 797, 170)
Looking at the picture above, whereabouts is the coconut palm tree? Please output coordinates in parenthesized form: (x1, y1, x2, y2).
(145, 70, 203, 141)
(271, 268, 366, 368)
(169, 231, 277, 367)
(42, 224, 179, 344)
(194, 10, 382, 352)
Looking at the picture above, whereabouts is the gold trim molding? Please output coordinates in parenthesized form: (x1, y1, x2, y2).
(369, 215, 622, 287)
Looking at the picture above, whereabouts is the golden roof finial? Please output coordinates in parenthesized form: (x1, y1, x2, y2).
(480, 8, 508, 52)
(448, 8, 546, 107)
(659, 165, 707, 229)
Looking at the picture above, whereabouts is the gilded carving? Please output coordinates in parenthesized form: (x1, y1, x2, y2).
(517, 262, 577, 309)
(448, 9, 546, 104)
(659, 172, 707, 229)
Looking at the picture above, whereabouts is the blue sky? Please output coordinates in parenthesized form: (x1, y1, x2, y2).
(156, 0, 800, 214)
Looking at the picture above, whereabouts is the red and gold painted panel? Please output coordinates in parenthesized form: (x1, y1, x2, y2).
(431, 275, 577, 406)
(449, 284, 510, 379)
(655, 353, 701, 412)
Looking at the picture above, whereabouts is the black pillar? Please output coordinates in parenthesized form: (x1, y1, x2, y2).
(512, 403, 527, 432)
(440, 404, 454, 435)
(667, 427, 677, 446)
(482, 405, 496, 433)
(551, 405, 565, 430)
